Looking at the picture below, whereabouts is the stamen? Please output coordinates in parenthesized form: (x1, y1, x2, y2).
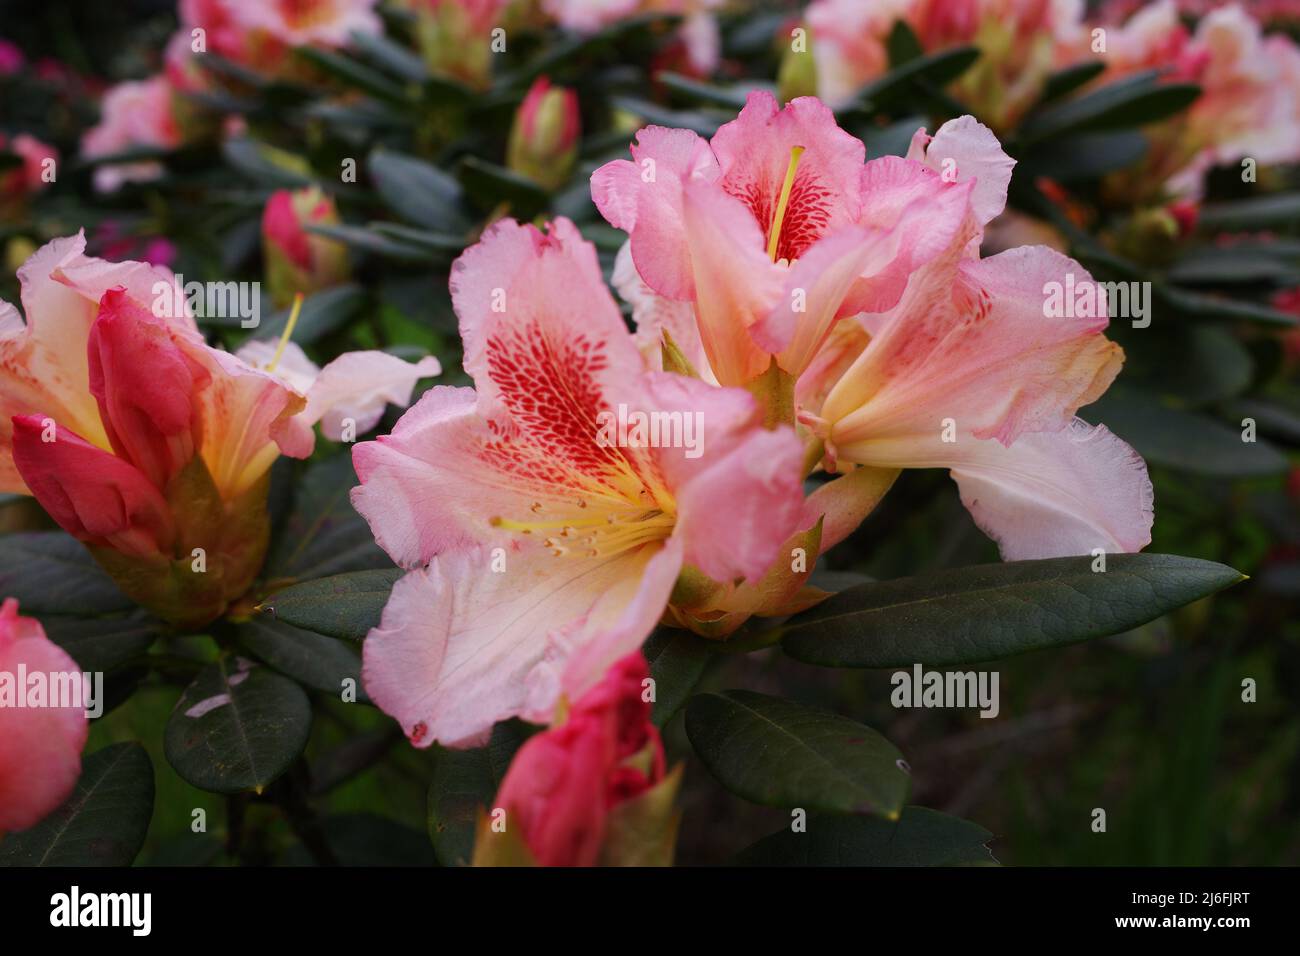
(265, 292, 305, 374)
(767, 146, 806, 262)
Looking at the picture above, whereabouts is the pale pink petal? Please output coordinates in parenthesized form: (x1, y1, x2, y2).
(806, 466, 900, 551)
(825, 245, 1123, 456)
(234, 339, 320, 395)
(361, 538, 682, 748)
(612, 241, 712, 381)
(910, 116, 1016, 228)
(591, 125, 720, 300)
(640, 372, 806, 584)
(0, 600, 89, 832)
(679, 181, 782, 385)
(305, 351, 441, 439)
(948, 420, 1154, 560)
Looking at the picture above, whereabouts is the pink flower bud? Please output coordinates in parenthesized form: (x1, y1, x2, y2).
(506, 77, 580, 191)
(0, 599, 88, 834)
(10, 414, 176, 558)
(261, 187, 349, 308)
(485, 651, 665, 867)
(87, 288, 208, 491)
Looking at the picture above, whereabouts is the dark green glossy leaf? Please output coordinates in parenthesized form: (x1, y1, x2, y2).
(164, 659, 312, 794)
(685, 690, 909, 817)
(1020, 72, 1199, 143)
(268, 454, 389, 579)
(853, 46, 980, 112)
(458, 156, 550, 216)
(368, 148, 472, 232)
(348, 29, 429, 82)
(1157, 284, 1298, 327)
(427, 721, 533, 866)
(304, 223, 439, 262)
(0, 533, 131, 615)
(1088, 389, 1288, 475)
(236, 616, 366, 700)
(643, 629, 712, 726)
(1039, 61, 1106, 103)
(260, 568, 402, 640)
(655, 71, 755, 109)
(41, 613, 163, 673)
(1020, 130, 1148, 182)
(1197, 193, 1300, 231)
(0, 743, 154, 866)
(221, 137, 314, 187)
(885, 20, 923, 65)
(294, 46, 409, 103)
(735, 806, 997, 866)
(780, 554, 1245, 668)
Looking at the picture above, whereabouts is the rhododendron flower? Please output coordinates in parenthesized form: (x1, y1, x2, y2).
(0, 599, 88, 835)
(801, 130, 1154, 561)
(228, 0, 382, 48)
(80, 76, 183, 193)
(592, 92, 993, 393)
(506, 77, 580, 191)
(261, 188, 350, 308)
(352, 217, 805, 748)
(475, 650, 677, 867)
(0, 234, 437, 626)
(544, 1, 723, 75)
(806, 0, 1087, 128)
(0, 38, 24, 76)
(1097, 2, 1300, 200)
(0, 133, 57, 208)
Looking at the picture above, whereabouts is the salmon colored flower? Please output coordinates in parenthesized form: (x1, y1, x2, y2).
(0, 234, 437, 626)
(476, 650, 675, 867)
(352, 217, 805, 747)
(806, 0, 1087, 128)
(0, 599, 88, 834)
(79, 76, 183, 193)
(0, 133, 57, 205)
(802, 126, 1153, 560)
(592, 93, 987, 390)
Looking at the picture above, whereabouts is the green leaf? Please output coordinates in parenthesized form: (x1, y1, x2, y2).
(267, 454, 389, 579)
(368, 148, 472, 233)
(347, 29, 430, 82)
(1020, 72, 1200, 144)
(1197, 193, 1300, 231)
(1019, 130, 1148, 182)
(260, 568, 402, 640)
(0, 743, 154, 866)
(236, 616, 366, 700)
(1039, 61, 1106, 104)
(608, 96, 723, 136)
(735, 806, 997, 866)
(780, 554, 1245, 668)
(253, 284, 365, 344)
(685, 690, 910, 817)
(458, 156, 550, 217)
(221, 137, 315, 187)
(885, 20, 924, 66)
(304, 223, 439, 262)
(41, 612, 163, 673)
(642, 629, 712, 727)
(0, 532, 131, 615)
(1157, 283, 1298, 327)
(369, 222, 466, 253)
(655, 71, 755, 110)
(280, 813, 438, 866)
(294, 46, 410, 104)
(1087, 389, 1289, 475)
(427, 721, 533, 866)
(164, 659, 312, 794)
(852, 46, 980, 112)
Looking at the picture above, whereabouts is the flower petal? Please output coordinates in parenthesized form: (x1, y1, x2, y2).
(305, 351, 440, 439)
(361, 538, 682, 748)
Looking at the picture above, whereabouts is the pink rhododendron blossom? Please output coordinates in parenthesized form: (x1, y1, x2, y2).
(352, 217, 806, 748)
(484, 650, 666, 866)
(0, 234, 437, 625)
(228, 0, 383, 48)
(803, 125, 1153, 560)
(0, 133, 57, 206)
(402, 0, 515, 87)
(0, 599, 88, 834)
(506, 77, 581, 190)
(592, 92, 988, 389)
(80, 76, 183, 193)
(1097, 1, 1300, 200)
(806, 0, 1087, 128)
